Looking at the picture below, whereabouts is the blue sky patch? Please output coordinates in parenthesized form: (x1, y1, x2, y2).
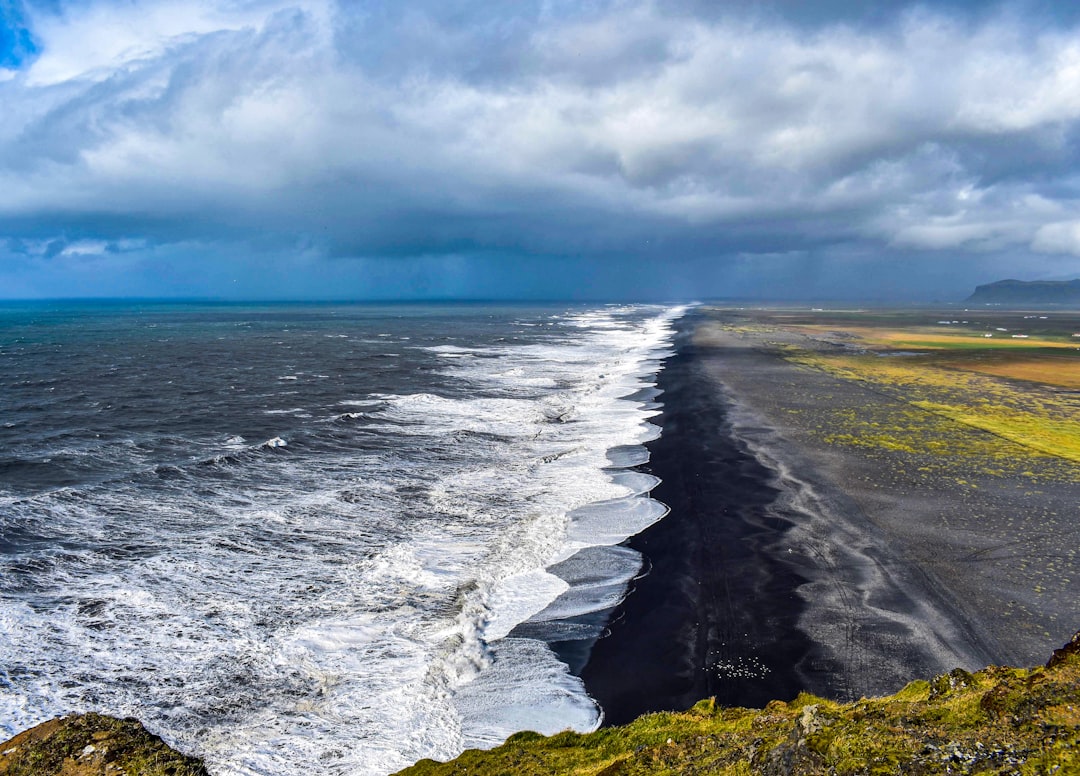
(1, 0, 37, 69)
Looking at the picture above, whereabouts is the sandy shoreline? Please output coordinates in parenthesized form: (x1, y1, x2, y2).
(581, 308, 1079, 725)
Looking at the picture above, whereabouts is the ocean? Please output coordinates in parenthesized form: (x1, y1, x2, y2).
(0, 301, 682, 775)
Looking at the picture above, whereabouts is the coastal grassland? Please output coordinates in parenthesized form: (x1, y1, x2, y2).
(783, 351, 1080, 469)
(784, 320, 1080, 390)
(788, 325, 1079, 352)
(7, 638, 1080, 776)
(396, 635, 1080, 776)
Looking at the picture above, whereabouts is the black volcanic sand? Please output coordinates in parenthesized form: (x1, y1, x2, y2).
(580, 323, 812, 725)
(581, 312, 1001, 726)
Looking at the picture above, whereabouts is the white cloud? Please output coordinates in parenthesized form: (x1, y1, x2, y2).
(890, 221, 1023, 251)
(2, 0, 1080, 277)
(1032, 220, 1080, 255)
(57, 238, 109, 256)
(23, 0, 333, 86)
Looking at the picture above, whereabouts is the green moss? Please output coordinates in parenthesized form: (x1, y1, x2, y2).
(892, 678, 932, 702)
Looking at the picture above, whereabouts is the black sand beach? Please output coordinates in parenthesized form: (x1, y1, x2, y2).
(580, 320, 815, 725)
(581, 308, 1080, 725)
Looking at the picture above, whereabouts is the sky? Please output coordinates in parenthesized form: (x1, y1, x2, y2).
(2, 0, 1080, 301)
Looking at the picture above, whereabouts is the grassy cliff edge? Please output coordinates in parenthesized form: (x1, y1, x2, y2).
(396, 632, 1080, 776)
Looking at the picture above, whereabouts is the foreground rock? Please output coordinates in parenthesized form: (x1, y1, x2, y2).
(397, 632, 1080, 775)
(0, 713, 207, 776)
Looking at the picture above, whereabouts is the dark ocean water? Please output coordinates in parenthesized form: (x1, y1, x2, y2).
(0, 301, 682, 775)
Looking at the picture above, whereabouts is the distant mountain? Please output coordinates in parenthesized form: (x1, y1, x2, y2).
(966, 278, 1080, 305)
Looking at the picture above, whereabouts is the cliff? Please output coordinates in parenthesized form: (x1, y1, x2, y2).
(966, 278, 1080, 305)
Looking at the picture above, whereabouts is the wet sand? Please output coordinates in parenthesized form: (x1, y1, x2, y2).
(582, 309, 1079, 725)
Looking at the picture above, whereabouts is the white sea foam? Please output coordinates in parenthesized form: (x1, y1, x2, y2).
(484, 570, 570, 642)
(520, 545, 645, 644)
(0, 304, 687, 776)
(565, 497, 670, 547)
(452, 638, 598, 749)
(609, 470, 661, 496)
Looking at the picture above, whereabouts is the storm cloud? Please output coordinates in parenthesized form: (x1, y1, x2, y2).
(2, 0, 1080, 299)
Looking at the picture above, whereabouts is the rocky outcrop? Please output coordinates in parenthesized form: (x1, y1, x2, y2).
(0, 712, 207, 776)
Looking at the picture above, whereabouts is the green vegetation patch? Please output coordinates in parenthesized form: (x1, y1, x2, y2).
(782, 349, 1080, 477)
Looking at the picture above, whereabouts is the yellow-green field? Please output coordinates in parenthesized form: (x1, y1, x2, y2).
(792, 324, 1080, 351)
(948, 355, 1080, 389)
(783, 351, 1080, 466)
(717, 309, 1080, 473)
(786, 321, 1080, 388)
